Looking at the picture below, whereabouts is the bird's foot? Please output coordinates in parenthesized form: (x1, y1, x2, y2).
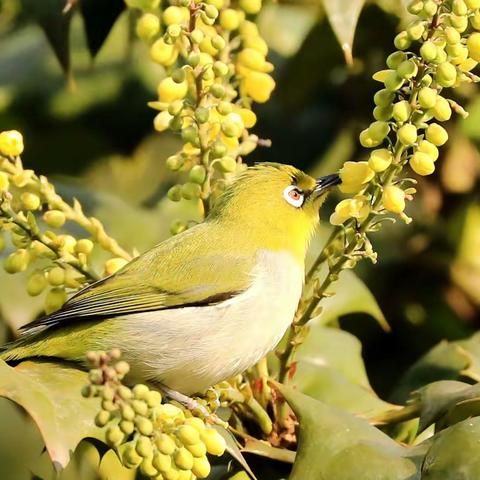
(159, 384, 213, 420)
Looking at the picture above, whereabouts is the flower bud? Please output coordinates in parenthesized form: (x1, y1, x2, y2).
(182, 182, 202, 200)
(382, 185, 406, 213)
(47, 266, 65, 286)
(418, 86, 437, 109)
(445, 27, 461, 45)
(153, 452, 172, 473)
(242, 71, 275, 103)
(43, 210, 66, 228)
(136, 436, 153, 458)
(410, 151, 435, 175)
(136, 13, 160, 40)
(104, 258, 128, 276)
(397, 124, 417, 146)
(431, 96, 451, 121)
(239, 0, 262, 14)
(150, 38, 178, 66)
(373, 89, 395, 107)
(156, 433, 177, 455)
(386, 51, 406, 69)
(417, 140, 439, 161)
(407, 0, 423, 15)
(106, 426, 124, 447)
(121, 404, 135, 421)
(20, 192, 41, 210)
(407, 21, 425, 41)
(120, 420, 135, 435)
(166, 155, 184, 171)
(392, 100, 411, 122)
(189, 165, 207, 184)
(420, 41, 438, 62)
(75, 239, 94, 255)
(471, 12, 480, 30)
(170, 220, 187, 235)
(217, 156, 237, 173)
(220, 9, 241, 30)
(368, 148, 393, 172)
(0, 130, 24, 157)
(45, 287, 67, 314)
(210, 84, 226, 99)
(192, 456, 211, 478)
(168, 185, 183, 202)
(450, 14, 468, 32)
(466, 0, 480, 8)
(394, 31, 411, 50)
(26, 271, 47, 296)
(123, 445, 142, 468)
(135, 417, 154, 436)
(95, 410, 111, 428)
(0, 172, 9, 191)
(368, 121, 390, 142)
(177, 425, 201, 445)
(200, 429, 226, 456)
(174, 447, 194, 470)
(158, 77, 188, 103)
(167, 24, 182, 39)
(435, 62, 457, 87)
(373, 106, 393, 121)
(359, 129, 381, 148)
(452, 0, 468, 15)
(163, 6, 187, 25)
(421, 0, 437, 17)
(384, 71, 405, 91)
(4, 249, 30, 274)
(426, 123, 448, 145)
(467, 32, 480, 62)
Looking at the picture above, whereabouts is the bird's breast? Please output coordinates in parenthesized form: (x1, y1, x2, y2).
(121, 249, 304, 394)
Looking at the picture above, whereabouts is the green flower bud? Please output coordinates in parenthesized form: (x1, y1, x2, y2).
(171, 69, 186, 85)
(397, 123, 417, 145)
(195, 107, 210, 124)
(407, 0, 424, 14)
(47, 266, 65, 286)
(394, 31, 411, 50)
(421, 0, 437, 17)
(384, 71, 405, 91)
(174, 447, 194, 470)
(392, 100, 411, 122)
(153, 452, 172, 473)
(189, 165, 207, 184)
(218, 156, 237, 173)
(210, 84, 226, 99)
(182, 182, 202, 200)
(187, 52, 200, 67)
(420, 41, 438, 62)
(120, 420, 135, 435)
(421, 74, 433, 87)
(26, 271, 47, 296)
(418, 87, 437, 109)
(118, 385, 133, 400)
(433, 47, 447, 64)
(359, 129, 382, 148)
(101, 399, 116, 411)
(368, 148, 393, 172)
(136, 13, 160, 40)
(190, 29, 204, 44)
(166, 155, 184, 171)
(373, 89, 395, 107)
(373, 106, 393, 121)
(43, 210, 66, 228)
(145, 390, 162, 407)
(211, 142, 227, 158)
(213, 61, 229, 77)
(368, 121, 390, 142)
(181, 126, 199, 146)
(132, 399, 148, 416)
(204, 4, 218, 19)
(20, 192, 41, 211)
(186, 442, 207, 457)
(141, 458, 159, 477)
(450, 14, 468, 32)
(386, 51, 407, 69)
(397, 59, 418, 79)
(410, 151, 435, 175)
(431, 96, 452, 121)
(239, 0, 262, 14)
(75, 239, 94, 255)
(156, 433, 177, 455)
(132, 384, 148, 400)
(168, 100, 184, 117)
(435, 62, 457, 87)
(192, 456, 211, 478)
(200, 429, 226, 456)
(382, 186, 406, 213)
(167, 24, 182, 39)
(168, 185, 183, 202)
(4, 249, 30, 274)
(211, 35, 226, 51)
(452, 0, 468, 16)
(444, 27, 461, 45)
(471, 12, 480, 30)
(407, 21, 425, 41)
(177, 425, 201, 445)
(164, 467, 182, 480)
(426, 123, 448, 145)
(123, 445, 142, 468)
(135, 416, 154, 436)
(106, 426, 124, 447)
(45, 287, 67, 314)
(221, 119, 241, 137)
(418, 139, 439, 160)
(95, 410, 111, 428)
(136, 436, 153, 458)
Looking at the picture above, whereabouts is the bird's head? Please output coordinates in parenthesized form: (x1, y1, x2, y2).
(208, 163, 340, 261)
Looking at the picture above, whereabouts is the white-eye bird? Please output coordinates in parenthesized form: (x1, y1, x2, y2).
(1, 163, 339, 395)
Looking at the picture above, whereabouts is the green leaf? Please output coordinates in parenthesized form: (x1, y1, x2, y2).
(242, 438, 296, 464)
(80, 0, 125, 58)
(421, 417, 480, 478)
(277, 384, 417, 480)
(0, 360, 103, 469)
(289, 326, 396, 417)
(322, 0, 366, 64)
(21, 0, 73, 74)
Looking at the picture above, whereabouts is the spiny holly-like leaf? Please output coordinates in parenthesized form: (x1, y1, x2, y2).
(322, 0, 366, 64)
(21, 0, 73, 74)
(0, 360, 103, 469)
(276, 383, 417, 480)
(80, 0, 125, 58)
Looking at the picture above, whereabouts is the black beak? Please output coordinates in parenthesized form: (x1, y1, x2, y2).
(315, 173, 341, 194)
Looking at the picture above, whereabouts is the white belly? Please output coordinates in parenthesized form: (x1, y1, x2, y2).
(115, 250, 304, 394)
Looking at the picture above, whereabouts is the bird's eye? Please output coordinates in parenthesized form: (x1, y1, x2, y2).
(283, 185, 304, 208)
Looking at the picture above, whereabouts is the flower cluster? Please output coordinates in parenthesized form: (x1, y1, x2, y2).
(0, 132, 132, 313)
(330, 0, 480, 227)
(124, 0, 274, 230)
(82, 349, 226, 480)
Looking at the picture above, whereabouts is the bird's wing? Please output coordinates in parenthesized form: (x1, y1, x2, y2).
(22, 223, 256, 332)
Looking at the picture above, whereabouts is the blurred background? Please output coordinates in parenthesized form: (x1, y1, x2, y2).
(0, 0, 479, 478)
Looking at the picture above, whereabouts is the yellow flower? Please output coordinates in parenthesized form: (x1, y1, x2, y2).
(241, 71, 275, 103)
(330, 195, 370, 225)
(150, 39, 178, 66)
(154, 111, 173, 132)
(382, 185, 405, 213)
(0, 130, 24, 157)
(368, 148, 393, 172)
(157, 77, 188, 103)
(339, 161, 375, 194)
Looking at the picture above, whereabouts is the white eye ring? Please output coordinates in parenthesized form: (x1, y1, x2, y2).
(283, 185, 304, 208)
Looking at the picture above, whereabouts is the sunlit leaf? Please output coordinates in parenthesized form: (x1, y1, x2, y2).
(276, 383, 417, 480)
(242, 438, 295, 464)
(322, 0, 366, 64)
(0, 360, 103, 469)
